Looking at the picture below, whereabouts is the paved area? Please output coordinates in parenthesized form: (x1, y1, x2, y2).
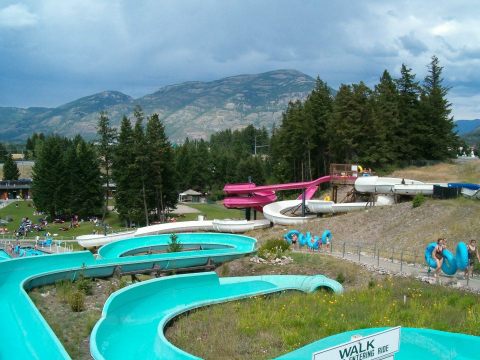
(170, 204, 201, 214)
(293, 248, 480, 293)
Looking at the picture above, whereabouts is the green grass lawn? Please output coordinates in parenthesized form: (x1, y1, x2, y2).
(177, 203, 247, 221)
(0, 201, 125, 240)
(166, 274, 480, 360)
(0, 201, 249, 240)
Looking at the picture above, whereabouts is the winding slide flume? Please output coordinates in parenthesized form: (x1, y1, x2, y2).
(0, 233, 259, 359)
(91, 272, 343, 359)
(2, 232, 480, 358)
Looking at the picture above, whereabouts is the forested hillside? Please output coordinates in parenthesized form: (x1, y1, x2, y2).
(174, 56, 460, 191)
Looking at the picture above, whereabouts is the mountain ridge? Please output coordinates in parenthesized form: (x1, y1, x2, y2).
(0, 69, 316, 142)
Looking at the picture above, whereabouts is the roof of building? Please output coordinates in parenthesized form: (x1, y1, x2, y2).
(179, 189, 202, 196)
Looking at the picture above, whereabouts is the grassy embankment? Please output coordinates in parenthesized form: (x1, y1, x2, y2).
(166, 273, 480, 360)
(179, 202, 246, 221)
(0, 201, 244, 240)
(24, 160, 480, 358)
(30, 250, 480, 360)
(0, 200, 123, 240)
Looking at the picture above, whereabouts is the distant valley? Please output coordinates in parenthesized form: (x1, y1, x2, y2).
(0, 70, 316, 143)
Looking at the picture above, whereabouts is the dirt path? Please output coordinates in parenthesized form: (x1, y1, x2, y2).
(292, 248, 480, 293)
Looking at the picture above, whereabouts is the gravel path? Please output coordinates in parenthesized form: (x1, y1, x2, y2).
(293, 248, 480, 293)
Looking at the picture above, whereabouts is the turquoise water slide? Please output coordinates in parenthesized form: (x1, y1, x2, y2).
(91, 272, 343, 359)
(1, 231, 480, 359)
(0, 249, 11, 260)
(0, 233, 257, 359)
(278, 327, 480, 360)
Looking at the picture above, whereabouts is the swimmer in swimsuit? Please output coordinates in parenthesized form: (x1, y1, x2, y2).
(291, 233, 298, 249)
(432, 238, 446, 281)
(466, 239, 480, 279)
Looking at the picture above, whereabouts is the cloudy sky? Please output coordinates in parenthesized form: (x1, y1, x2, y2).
(1, 0, 480, 119)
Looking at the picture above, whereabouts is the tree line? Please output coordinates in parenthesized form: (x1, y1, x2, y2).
(172, 56, 459, 190)
(270, 55, 459, 183)
(19, 56, 461, 222)
(28, 107, 177, 227)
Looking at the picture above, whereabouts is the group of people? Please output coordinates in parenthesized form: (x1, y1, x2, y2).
(289, 232, 330, 251)
(432, 238, 479, 280)
(16, 217, 45, 237)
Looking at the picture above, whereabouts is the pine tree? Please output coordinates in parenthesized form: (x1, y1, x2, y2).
(396, 64, 422, 161)
(32, 136, 68, 218)
(132, 109, 150, 226)
(0, 143, 8, 162)
(74, 139, 103, 218)
(112, 116, 136, 226)
(327, 84, 361, 163)
(372, 70, 400, 166)
(420, 55, 458, 159)
(96, 111, 117, 221)
(145, 113, 177, 221)
(3, 153, 20, 180)
(175, 139, 195, 191)
(304, 78, 334, 177)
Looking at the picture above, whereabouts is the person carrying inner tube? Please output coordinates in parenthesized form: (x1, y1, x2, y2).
(466, 239, 480, 279)
(291, 233, 298, 249)
(432, 238, 447, 281)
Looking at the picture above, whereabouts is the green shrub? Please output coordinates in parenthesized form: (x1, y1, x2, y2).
(167, 233, 183, 253)
(84, 312, 100, 336)
(55, 280, 74, 303)
(258, 238, 290, 260)
(220, 263, 230, 276)
(68, 290, 85, 312)
(76, 276, 93, 295)
(412, 193, 426, 208)
(335, 272, 346, 284)
(207, 189, 225, 202)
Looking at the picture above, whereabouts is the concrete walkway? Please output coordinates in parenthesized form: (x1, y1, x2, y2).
(170, 204, 200, 214)
(293, 248, 480, 293)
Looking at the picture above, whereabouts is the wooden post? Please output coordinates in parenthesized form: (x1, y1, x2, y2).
(301, 189, 306, 217)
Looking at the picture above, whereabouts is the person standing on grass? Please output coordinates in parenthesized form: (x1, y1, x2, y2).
(432, 238, 447, 281)
(466, 239, 480, 278)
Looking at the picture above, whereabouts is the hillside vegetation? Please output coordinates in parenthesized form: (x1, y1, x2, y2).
(251, 160, 480, 254)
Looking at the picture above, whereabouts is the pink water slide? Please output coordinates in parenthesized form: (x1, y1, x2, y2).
(223, 175, 336, 210)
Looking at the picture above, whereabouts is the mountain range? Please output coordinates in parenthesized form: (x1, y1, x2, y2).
(0, 70, 316, 143)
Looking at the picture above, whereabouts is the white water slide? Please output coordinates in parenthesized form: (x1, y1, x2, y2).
(354, 176, 447, 195)
(77, 219, 270, 248)
(262, 196, 394, 225)
(262, 176, 440, 225)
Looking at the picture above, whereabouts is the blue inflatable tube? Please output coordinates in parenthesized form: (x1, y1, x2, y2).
(425, 242, 438, 268)
(299, 233, 307, 247)
(321, 230, 332, 245)
(456, 242, 468, 271)
(441, 249, 457, 275)
(284, 230, 301, 245)
(305, 232, 320, 250)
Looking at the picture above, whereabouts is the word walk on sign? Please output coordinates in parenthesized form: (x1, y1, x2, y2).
(312, 326, 401, 360)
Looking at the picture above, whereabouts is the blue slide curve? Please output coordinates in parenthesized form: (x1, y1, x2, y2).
(1, 232, 479, 359)
(0, 233, 258, 359)
(91, 272, 343, 359)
